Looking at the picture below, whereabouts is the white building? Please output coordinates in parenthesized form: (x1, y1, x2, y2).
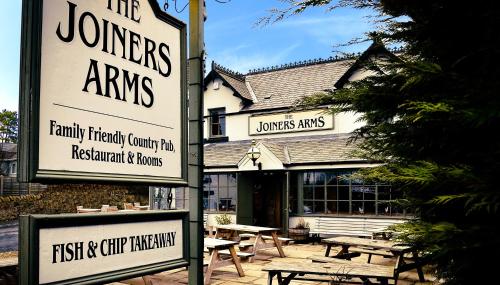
(201, 43, 409, 235)
(159, 43, 409, 235)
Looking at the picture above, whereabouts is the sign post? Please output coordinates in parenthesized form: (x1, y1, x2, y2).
(188, 0, 205, 284)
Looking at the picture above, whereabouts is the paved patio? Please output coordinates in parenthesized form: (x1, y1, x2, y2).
(112, 243, 438, 285)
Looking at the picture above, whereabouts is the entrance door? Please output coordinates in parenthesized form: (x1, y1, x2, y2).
(252, 172, 283, 228)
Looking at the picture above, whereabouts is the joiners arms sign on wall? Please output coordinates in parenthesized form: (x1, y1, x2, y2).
(18, 0, 187, 184)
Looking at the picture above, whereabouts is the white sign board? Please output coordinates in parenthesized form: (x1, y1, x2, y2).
(39, 220, 182, 284)
(249, 110, 334, 136)
(19, 211, 188, 285)
(19, 0, 187, 184)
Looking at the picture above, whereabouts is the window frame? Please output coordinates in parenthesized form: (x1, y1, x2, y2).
(295, 170, 403, 217)
(203, 173, 237, 213)
(208, 107, 226, 138)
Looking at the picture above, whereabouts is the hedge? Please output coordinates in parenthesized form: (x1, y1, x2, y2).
(0, 184, 149, 222)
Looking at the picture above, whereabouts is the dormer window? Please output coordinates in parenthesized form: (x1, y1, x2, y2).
(209, 108, 226, 137)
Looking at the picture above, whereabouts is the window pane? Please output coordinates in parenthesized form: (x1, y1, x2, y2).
(378, 185, 391, 200)
(209, 108, 226, 137)
(303, 172, 313, 185)
(337, 171, 352, 185)
(304, 201, 313, 214)
(304, 186, 313, 199)
(314, 172, 325, 186)
(352, 186, 364, 200)
(227, 187, 237, 211)
(209, 174, 219, 188)
(314, 186, 325, 200)
(326, 173, 338, 185)
(326, 201, 337, 214)
(338, 185, 350, 200)
(219, 175, 228, 187)
(338, 201, 350, 215)
(313, 201, 325, 214)
(326, 186, 337, 200)
(220, 114, 226, 135)
(364, 186, 376, 201)
(352, 201, 365, 215)
(364, 201, 375, 215)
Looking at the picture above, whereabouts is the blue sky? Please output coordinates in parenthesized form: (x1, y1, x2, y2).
(0, 0, 375, 111)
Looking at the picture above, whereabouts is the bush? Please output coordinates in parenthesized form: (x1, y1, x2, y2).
(215, 213, 232, 225)
(293, 218, 309, 229)
(0, 184, 148, 222)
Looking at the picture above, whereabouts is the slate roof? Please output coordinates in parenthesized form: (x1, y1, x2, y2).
(208, 58, 354, 112)
(218, 71, 253, 102)
(206, 42, 401, 112)
(204, 134, 363, 168)
(243, 60, 353, 111)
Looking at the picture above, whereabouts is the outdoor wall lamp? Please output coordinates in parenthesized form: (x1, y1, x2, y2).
(246, 139, 261, 167)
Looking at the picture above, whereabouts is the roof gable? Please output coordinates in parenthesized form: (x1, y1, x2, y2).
(334, 42, 398, 89)
(204, 63, 253, 103)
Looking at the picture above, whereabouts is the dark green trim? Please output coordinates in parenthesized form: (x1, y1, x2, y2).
(19, 210, 189, 285)
(204, 136, 229, 143)
(18, 0, 188, 186)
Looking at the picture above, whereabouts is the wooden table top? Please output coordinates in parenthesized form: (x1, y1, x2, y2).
(134, 205, 150, 210)
(204, 238, 239, 249)
(323, 236, 408, 252)
(77, 208, 101, 213)
(262, 260, 394, 279)
(215, 224, 280, 233)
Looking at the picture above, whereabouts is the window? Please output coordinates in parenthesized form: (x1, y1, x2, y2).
(209, 108, 226, 137)
(294, 170, 403, 216)
(149, 187, 188, 210)
(10, 162, 16, 175)
(203, 173, 237, 212)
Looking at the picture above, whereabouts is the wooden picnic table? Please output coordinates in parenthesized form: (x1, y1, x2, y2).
(322, 236, 425, 282)
(263, 259, 394, 285)
(214, 224, 286, 262)
(204, 238, 244, 285)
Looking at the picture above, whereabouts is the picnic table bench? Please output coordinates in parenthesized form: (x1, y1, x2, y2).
(215, 224, 286, 262)
(262, 259, 395, 285)
(310, 217, 404, 239)
(204, 238, 245, 285)
(323, 236, 426, 282)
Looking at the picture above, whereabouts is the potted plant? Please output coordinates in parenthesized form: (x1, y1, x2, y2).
(215, 213, 232, 225)
(289, 218, 310, 242)
(214, 213, 236, 240)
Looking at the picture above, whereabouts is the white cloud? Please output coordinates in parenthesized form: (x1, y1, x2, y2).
(211, 43, 301, 73)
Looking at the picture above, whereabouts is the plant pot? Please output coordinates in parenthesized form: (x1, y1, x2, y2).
(288, 227, 310, 242)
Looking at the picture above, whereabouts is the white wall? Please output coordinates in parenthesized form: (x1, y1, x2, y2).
(204, 79, 246, 139)
(203, 79, 365, 141)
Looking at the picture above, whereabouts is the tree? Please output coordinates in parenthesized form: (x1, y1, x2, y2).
(264, 0, 500, 283)
(0, 109, 18, 177)
(0, 109, 18, 143)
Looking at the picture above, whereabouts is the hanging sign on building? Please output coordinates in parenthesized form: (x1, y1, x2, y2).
(18, 0, 187, 185)
(249, 109, 334, 136)
(19, 211, 189, 285)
